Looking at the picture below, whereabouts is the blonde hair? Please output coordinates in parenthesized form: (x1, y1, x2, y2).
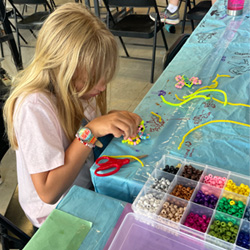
(4, 3, 118, 149)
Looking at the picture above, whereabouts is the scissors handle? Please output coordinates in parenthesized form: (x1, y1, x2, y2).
(94, 156, 130, 177)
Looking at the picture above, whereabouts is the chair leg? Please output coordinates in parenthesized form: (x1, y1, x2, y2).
(160, 27, 168, 51)
(14, 13, 23, 65)
(187, 0, 195, 31)
(181, 0, 189, 33)
(150, 24, 158, 83)
(118, 37, 129, 57)
(0, 43, 4, 57)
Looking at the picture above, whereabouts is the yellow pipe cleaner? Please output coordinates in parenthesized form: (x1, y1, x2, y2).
(102, 155, 144, 167)
(183, 89, 228, 106)
(178, 120, 250, 150)
(212, 97, 250, 108)
(160, 95, 210, 106)
(151, 111, 162, 122)
(175, 94, 184, 101)
(195, 74, 231, 93)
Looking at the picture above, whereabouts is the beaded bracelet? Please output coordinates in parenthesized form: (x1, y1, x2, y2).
(122, 120, 150, 146)
(76, 136, 95, 148)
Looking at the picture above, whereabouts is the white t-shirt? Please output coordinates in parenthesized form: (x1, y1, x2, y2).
(14, 92, 97, 228)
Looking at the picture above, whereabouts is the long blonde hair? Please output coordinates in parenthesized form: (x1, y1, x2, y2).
(4, 3, 118, 149)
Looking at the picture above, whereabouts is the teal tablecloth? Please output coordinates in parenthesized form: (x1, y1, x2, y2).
(57, 186, 126, 250)
(90, 0, 250, 203)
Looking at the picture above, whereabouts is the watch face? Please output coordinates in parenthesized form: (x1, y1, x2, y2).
(79, 128, 91, 141)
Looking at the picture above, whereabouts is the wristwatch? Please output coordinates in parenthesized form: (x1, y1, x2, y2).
(76, 127, 103, 148)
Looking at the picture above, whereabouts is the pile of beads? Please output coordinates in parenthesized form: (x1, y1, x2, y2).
(170, 184, 194, 200)
(217, 197, 245, 218)
(136, 192, 164, 213)
(225, 179, 250, 196)
(236, 222, 250, 249)
(159, 201, 186, 222)
(208, 219, 239, 243)
(150, 177, 172, 192)
(163, 164, 180, 174)
(202, 174, 227, 188)
(181, 165, 203, 181)
(193, 190, 218, 209)
(183, 213, 210, 232)
(243, 205, 250, 221)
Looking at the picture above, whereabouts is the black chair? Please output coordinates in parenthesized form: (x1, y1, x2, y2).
(162, 34, 190, 70)
(103, 0, 168, 83)
(8, 0, 54, 63)
(181, 0, 211, 33)
(0, 78, 10, 162)
(0, 213, 31, 250)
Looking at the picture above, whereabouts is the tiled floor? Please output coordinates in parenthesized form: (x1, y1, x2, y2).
(0, 0, 194, 245)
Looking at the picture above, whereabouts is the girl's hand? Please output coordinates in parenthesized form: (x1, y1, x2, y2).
(86, 111, 142, 140)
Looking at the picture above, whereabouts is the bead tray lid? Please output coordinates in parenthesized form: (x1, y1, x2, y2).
(108, 212, 223, 250)
(131, 154, 250, 250)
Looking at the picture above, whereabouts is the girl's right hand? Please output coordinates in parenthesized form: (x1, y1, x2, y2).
(86, 111, 142, 140)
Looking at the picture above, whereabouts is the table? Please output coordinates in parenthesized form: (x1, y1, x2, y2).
(90, 0, 250, 203)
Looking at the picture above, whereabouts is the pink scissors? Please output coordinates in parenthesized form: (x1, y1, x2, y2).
(94, 155, 148, 177)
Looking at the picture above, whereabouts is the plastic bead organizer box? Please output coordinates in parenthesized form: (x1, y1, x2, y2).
(132, 154, 250, 250)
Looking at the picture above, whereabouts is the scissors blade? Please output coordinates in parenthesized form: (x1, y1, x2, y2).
(129, 154, 148, 163)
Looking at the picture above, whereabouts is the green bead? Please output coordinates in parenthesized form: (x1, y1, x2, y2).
(221, 197, 227, 201)
(233, 225, 239, 230)
(215, 220, 220, 226)
(235, 212, 241, 218)
(226, 231, 231, 236)
(231, 208, 236, 213)
(210, 225, 214, 230)
(238, 201, 244, 208)
(229, 239, 235, 244)
(230, 227, 235, 232)
(227, 209, 232, 214)
(239, 209, 244, 214)
(228, 221, 233, 227)
(221, 222, 226, 227)
(208, 231, 215, 236)
(231, 233, 237, 239)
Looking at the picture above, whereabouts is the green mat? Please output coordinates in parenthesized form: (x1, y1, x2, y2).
(23, 209, 92, 250)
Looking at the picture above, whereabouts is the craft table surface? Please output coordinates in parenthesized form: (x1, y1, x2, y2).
(90, 0, 250, 203)
(56, 185, 127, 250)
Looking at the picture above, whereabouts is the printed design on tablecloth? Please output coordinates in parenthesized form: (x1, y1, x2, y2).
(202, 99, 216, 109)
(146, 115, 165, 133)
(228, 58, 250, 75)
(184, 141, 195, 158)
(193, 110, 212, 125)
(196, 32, 216, 43)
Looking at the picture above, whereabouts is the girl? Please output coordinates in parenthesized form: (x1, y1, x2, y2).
(3, 3, 141, 228)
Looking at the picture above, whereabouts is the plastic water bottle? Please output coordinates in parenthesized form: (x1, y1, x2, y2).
(227, 0, 245, 15)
